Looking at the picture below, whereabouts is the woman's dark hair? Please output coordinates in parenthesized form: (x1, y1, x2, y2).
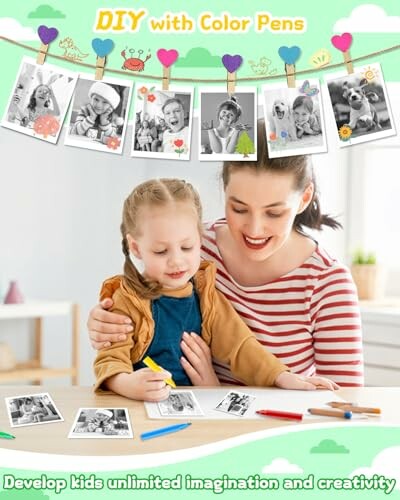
(27, 85, 50, 112)
(222, 119, 341, 232)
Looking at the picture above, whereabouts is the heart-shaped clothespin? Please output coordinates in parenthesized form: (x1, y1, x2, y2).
(36, 25, 59, 65)
(222, 54, 243, 74)
(331, 33, 353, 53)
(92, 38, 115, 58)
(278, 46, 301, 65)
(156, 49, 179, 68)
(157, 49, 179, 90)
(331, 32, 354, 75)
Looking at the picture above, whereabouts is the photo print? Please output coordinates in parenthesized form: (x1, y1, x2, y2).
(263, 79, 327, 158)
(1, 56, 77, 144)
(199, 87, 257, 161)
(157, 391, 204, 417)
(64, 73, 132, 154)
(132, 85, 193, 160)
(215, 391, 256, 417)
(325, 63, 395, 147)
(5, 392, 64, 427)
(68, 408, 133, 438)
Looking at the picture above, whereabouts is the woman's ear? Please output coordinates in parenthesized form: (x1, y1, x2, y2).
(297, 182, 314, 214)
(126, 234, 141, 259)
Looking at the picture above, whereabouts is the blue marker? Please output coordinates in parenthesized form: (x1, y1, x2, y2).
(140, 422, 191, 441)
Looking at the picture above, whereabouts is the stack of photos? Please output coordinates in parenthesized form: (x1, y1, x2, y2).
(68, 408, 133, 438)
(325, 62, 395, 147)
(5, 392, 63, 427)
(263, 79, 327, 158)
(65, 74, 132, 154)
(1, 56, 77, 144)
(199, 88, 257, 161)
(132, 85, 193, 160)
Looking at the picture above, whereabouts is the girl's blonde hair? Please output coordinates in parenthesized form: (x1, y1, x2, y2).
(121, 178, 203, 300)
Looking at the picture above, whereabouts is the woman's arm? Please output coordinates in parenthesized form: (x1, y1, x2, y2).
(311, 264, 364, 386)
(87, 298, 132, 349)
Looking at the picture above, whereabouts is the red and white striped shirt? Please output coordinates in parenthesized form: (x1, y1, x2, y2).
(201, 219, 364, 387)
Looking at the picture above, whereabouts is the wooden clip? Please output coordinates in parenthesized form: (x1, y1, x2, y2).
(227, 71, 236, 95)
(162, 66, 170, 91)
(95, 56, 106, 81)
(343, 50, 354, 75)
(285, 64, 296, 88)
(36, 43, 49, 65)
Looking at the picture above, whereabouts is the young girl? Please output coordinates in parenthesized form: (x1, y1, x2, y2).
(93, 178, 338, 401)
(136, 120, 153, 151)
(160, 98, 189, 153)
(88, 120, 363, 388)
(203, 97, 249, 154)
(71, 81, 121, 144)
(292, 95, 321, 139)
(17, 72, 61, 128)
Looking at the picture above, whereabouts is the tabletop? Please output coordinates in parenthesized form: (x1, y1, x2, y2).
(0, 385, 398, 456)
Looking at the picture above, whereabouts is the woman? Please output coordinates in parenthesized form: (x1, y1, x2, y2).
(87, 120, 363, 388)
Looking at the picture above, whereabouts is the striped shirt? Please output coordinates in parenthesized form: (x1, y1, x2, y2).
(201, 219, 364, 387)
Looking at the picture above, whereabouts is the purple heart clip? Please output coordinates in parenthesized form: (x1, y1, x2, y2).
(222, 54, 243, 73)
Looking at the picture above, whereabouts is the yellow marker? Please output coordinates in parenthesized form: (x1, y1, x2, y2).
(143, 356, 176, 388)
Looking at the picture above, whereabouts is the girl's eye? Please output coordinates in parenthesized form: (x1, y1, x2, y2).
(153, 250, 167, 255)
(181, 247, 193, 252)
(232, 207, 246, 214)
(267, 212, 284, 218)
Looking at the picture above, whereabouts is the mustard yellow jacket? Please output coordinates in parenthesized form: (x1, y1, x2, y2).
(94, 261, 288, 392)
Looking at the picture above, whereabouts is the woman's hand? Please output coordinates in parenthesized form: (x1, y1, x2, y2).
(275, 371, 340, 391)
(180, 332, 220, 386)
(105, 369, 172, 402)
(87, 298, 133, 350)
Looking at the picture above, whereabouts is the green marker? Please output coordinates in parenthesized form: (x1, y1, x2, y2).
(0, 431, 15, 439)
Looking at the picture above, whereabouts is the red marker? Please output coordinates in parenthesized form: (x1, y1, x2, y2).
(256, 409, 303, 421)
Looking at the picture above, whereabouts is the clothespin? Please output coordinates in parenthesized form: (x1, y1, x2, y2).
(222, 54, 243, 96)
(331, 33, 354, 74)
(156, 49, 179, 91)
(91, 38, 115, 81)
(36, 25, 59, 65)
(278, 46, 301, 89)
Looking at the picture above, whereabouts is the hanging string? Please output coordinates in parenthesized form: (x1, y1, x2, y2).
(1, 35, 399, 82)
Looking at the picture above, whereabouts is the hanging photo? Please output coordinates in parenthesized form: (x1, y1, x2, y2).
(263, 79, 327, 158)
(132, 85, 193, 160)
(1, 56, 77, 144)
(199, 87, 257, 161)
(325, 62, 396, 147)
(64, 74, 132, 154)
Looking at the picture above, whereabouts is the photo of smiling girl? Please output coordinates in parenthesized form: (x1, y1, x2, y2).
(132, 86, 193, 160)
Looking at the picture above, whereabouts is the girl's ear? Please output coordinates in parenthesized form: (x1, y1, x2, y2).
(126, 234, 141, 259)
(297, 182, 314, 214)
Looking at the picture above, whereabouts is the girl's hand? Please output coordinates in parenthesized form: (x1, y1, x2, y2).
(201, 120, 214, 131)
(180, 332, 220, 386)
(106, 369, 172, 402)
(274, 371, 340, 391)
(85, 104, 98, 121)
(99, 106, 113, 126)
(87, 298, 133, 350)
(234, 123, 251, 131)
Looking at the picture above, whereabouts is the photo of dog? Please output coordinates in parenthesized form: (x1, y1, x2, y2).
(263, 79, 327, 158)
(326, 63, 395, 147)
(271, 99, 297, 141)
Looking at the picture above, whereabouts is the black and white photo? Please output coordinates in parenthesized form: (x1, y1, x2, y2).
(325, 63, 395, 147)
(1, 56, 77, 144)
(68, 408, 132, 438)
(199, 88, 257, 161)
(215, 391, 255, 417)
(65, 74, 132, 154)
(157, 391, 203, 417)
(5, 392, 63, 427)
(263, 79, 327, 158)
(132, 85, 193, 160)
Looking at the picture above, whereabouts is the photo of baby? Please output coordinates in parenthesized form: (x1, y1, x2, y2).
(6, 393, 63, 427)
(1, 56, 77, 144)
(199, 88, 257, 161)
(65, 74, 132, 155)
(68, 408, 132, 438)
(132, 85, 193, 160)
(263, 79, 327, 158)
(325, 63, 395, 147)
